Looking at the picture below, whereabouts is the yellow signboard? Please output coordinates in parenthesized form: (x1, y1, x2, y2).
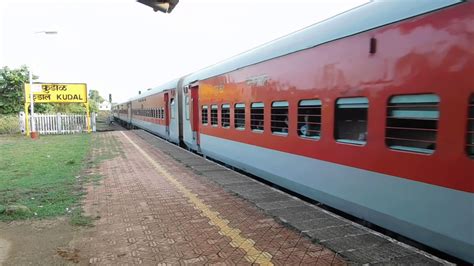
(25, 83, 87, 103)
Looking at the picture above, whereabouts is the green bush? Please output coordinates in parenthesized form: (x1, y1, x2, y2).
(0, 115, 20, 134)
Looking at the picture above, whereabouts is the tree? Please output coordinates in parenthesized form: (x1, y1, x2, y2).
(0, 66, 30, 114)
(0, 65, 55, 114)
(88, 89, 105, 113)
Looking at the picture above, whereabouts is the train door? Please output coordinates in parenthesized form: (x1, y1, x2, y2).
(168, 90, 180, 144)
(182, 84, 200, 151)
(190, 85, 200, 146)
(164, 92, 170, 138)
(127, 102, 132, 126)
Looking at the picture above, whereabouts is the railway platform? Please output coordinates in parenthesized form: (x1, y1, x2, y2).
(73, 130, 448, 265)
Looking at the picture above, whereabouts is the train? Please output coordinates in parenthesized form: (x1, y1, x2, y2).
(113, 0, 474, 263)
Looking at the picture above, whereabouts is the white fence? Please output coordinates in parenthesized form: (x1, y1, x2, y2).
(19, 112, 96, 135)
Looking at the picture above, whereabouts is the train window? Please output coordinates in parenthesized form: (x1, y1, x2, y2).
(271, 101, 288, 135)
(335, 97, 368, 145)
(211, 105, 218, 126)
(202, 105, 208, 125)
(170, 98, 175, 119)
(221, 104, 230, 128)
(234, 103, 245, 130)
(386, 94, 439, 154)
(467, 95, 474, 158)
(298, 99, 321, 139)
(185, 96, 190, 120)
(251, 102, 264, 132)
(162, 108, 165, 119)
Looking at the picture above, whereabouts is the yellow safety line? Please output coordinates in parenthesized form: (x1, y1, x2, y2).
(120, 132, 273, 265)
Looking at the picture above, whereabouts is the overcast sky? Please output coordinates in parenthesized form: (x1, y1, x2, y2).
(0, 0, 368, 103)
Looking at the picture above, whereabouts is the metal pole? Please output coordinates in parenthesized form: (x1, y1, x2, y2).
(29, 69, 36, 136)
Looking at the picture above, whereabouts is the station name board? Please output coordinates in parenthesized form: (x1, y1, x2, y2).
(25, 83, 88, 103)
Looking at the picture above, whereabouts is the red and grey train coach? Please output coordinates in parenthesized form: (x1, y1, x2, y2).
(113, 0, 474, 263)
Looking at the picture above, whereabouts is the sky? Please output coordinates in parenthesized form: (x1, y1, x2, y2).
(0, 0, 368, 103)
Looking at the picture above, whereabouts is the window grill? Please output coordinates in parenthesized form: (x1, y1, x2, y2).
(386, 94, 439, 154)
(162, 108, 165, 119)
(467, 95, 474, 157)
(234, 103, 245, 129)
(271, 101, 288, 135)
(202, 106, 208, 125)
(221, 104, 230, 128)
(335, 97, 368, 145)
(251, 102, 264, 131)
(298, 99, 321, 139)
(211, 105, 218, 126)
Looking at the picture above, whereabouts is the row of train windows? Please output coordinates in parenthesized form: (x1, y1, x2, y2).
(201, 94, 474, 157)
(132, 108, 166, 119)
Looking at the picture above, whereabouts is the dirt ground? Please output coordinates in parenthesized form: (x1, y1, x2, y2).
(0, 218, 78, 265)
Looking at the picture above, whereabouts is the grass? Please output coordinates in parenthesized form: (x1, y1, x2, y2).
(0, 134, 91, 221)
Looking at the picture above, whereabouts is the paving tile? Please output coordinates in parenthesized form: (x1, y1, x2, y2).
(340, 242, 416, 264)
(306, 224, 366, 241)
(70, 130, 443, 265)
(321, 233, 389, 253)
(256, 199, 306, 211)
(372, 254, 444, 265)
(66, 131, 344, 265)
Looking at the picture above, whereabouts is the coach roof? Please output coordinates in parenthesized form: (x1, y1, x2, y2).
(128, 78, 181, 102)
(182, 0, 462, 85)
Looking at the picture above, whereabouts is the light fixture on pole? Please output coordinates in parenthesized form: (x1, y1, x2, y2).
(29, 30, 58, 139)
(137, 0, 179, 13)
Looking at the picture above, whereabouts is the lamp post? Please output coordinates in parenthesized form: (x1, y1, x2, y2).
(29, 30, 58, 139)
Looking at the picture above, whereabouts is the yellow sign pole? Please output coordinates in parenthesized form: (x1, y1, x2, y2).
(24, 103, 30, 136)
(84, 102, 91, 133)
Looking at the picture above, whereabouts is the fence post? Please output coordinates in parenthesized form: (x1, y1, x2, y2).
(91, 112, 96, 132)
(57, 113, 62, 134)
(19, 112, 26, 135)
